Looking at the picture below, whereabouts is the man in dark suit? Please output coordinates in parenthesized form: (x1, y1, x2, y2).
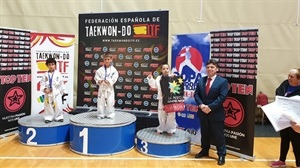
(194, 59, 228, 166)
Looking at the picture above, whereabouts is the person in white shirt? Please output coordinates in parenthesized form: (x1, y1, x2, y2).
(40, 58, 67, 123)
(147, 64, 177, 135)
(94, 54, 119, 119)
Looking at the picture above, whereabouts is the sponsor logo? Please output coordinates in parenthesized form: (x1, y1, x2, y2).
(134, 94, 141, 98)
(118, 48, 126, 52)
(153, 94, 158, 99)
(91, 62, 98, 66)
(134, 71, 142, 75)
(84, 61, 90, 66)
(141, 63, 148, 68)
(127, 47, 133, 52)
(144, 54, 150, 60)
(84, 76, 93, 80)
(118, 54, 124, 60)
(150, 63, 159, 68)
(117, 99, 123, 105)
(153, 71, 159, 76)
(133, 78, 142, 83)
(151, 55, 159, 60)
(103, 47, 108, 52)
(127, 70, 133, 76)
(134, 48, 142, 52)
(93, 47, 101, 51)
(133, 85, 139, 91)
(127, 92, 132, 98)
(84, 83, 89, 88)
(140, 86, 148, 91)
(115, 85, 122, 89)
(133, 55, 143, 59)
(109, 47, 116, 52)
(92, 92, 98, 95)
(83, 98, 92, 102)
(151, 102, 158, 106)
(117, 93, 126, 97)
(85, 47, 92, 51)
(125, 100, 132, 105)
(125, 55, 133, 59)
(133, 62, 139, 68)
(133, 101, 142, 105)
(124, 63, 133, 67)
(125, 78, 133, 82)
(84, 91, 91, 95)
(94, 53, 99, 59)
(143, 71, 152, 75)
(153, 47, 159, 53)
(124, 85, 133, 90)
(143, 101, 149, 106)
(118, 71, 126, 75)
(118, 77, 124, 82)
(143, 94, 152, 99)
(143, 48, 152, 52)
(93, 98, 97, 103)
(115, 62, 123, 67)
(144, 78, 148, 84)
(91, 84, 97, 88)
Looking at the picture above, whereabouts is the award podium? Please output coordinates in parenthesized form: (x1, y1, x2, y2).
(18, 113, 70, 146)
(136, 127, 191, 157)
(69, 111, 136, 155)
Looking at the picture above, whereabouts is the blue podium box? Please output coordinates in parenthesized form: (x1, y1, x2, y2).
(18, 113, 70, 146)
(69, 111, 136, 155)
(136, 127, 191, 157)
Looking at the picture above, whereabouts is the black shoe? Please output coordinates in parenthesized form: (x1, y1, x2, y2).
(217, 156, 225, 165)
(57, 119, 64, 122)
(45, 120, 51, 123)
(195, 151, 209, 158)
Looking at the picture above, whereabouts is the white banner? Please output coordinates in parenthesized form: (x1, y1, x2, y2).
(31, 32, 75, 115)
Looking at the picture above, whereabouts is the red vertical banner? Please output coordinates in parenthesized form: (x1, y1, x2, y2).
(210, 29, 258, 159)
(0, 28, 31, 136)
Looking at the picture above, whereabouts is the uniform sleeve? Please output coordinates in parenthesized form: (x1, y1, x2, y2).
(94, 68, 103, 85)
(58, 73, 67, 94)
(40, 73, 47, 93)
(148, 76, 159, 89)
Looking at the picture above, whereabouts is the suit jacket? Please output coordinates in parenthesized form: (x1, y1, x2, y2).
(194, 75, 228, 121)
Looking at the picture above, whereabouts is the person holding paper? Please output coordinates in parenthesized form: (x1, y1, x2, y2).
(270, 68, 300, 168)
(291, 121, 300, 134)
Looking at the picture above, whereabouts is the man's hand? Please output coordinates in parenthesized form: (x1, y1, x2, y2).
(199, 104, 211, 114)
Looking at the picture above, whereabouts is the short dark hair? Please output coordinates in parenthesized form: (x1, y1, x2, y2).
(206, 59, 219, 68)
(45, 58, 56, 65)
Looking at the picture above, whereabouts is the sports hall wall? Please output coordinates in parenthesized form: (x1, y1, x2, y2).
(1, 0, 299, 103)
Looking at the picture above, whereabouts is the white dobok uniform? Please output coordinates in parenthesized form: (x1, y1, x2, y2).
(40, 70, 66, 121)
(148, 75, 177, 134)
(94, 65, 119, 118)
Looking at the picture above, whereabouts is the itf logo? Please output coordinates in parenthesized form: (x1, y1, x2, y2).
(175, 46, 203, 74)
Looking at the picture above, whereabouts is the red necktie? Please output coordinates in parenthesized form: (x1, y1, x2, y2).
(206, 77, 212, 95)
